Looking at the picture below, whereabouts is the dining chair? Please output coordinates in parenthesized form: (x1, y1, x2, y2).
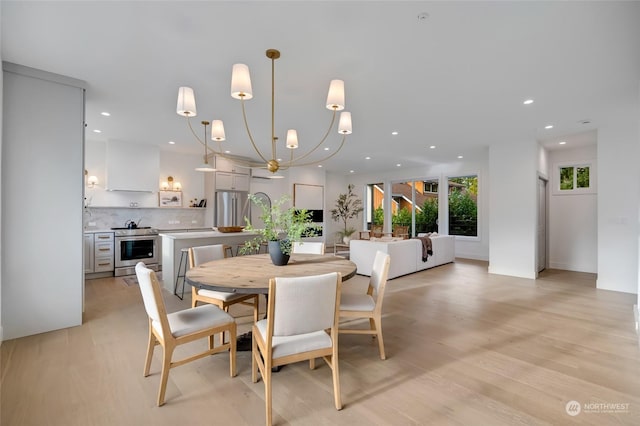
(189, 244, 259, 323)
(291, 241, 325, 254)
(339, 250, 391, 359)
(135, 262, 237, 406)
(252, 272, 342, 426)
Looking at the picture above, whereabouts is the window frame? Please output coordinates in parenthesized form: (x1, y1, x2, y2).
(446, 174, 480, 240)
(552, 160, 597, 196)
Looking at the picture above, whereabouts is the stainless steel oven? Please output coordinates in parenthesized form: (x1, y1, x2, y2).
(112, 228, 159, 276)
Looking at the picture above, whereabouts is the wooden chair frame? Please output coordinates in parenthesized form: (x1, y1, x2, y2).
(339, 252, 391, 359)
(137, 263, 237, 406)
(252, 273, 342, 426)
(189, 245, 260, 323)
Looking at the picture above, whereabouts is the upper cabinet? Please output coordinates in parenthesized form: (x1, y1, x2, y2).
(214, 155, 250, 191)
(106, 140, 159, 192)
(215, 172, 250, 191)
(214, 156, 250, 174)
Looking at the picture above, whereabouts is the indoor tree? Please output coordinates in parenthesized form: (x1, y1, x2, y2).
(331, 184, 364, 241)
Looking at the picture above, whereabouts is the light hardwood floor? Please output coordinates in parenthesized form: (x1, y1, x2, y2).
(2, 259, 639, 425)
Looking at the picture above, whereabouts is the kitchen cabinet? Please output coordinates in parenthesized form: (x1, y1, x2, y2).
(84, 233, 95, 273)
(214, 156, 250, 174)
(94, 232, 115, 272)
(215, 172, 250, 191)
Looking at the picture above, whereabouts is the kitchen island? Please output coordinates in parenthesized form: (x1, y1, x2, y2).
(159, 230, 259, 293)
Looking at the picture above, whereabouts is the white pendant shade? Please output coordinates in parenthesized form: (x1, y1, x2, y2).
(177, 87, 197, 116)
(338, 111, 352, 134)
(211, 120, 226, 141)
(231, 64, 253, 100)
(286, 129, 299, 149)
(326, 79, 345, 111)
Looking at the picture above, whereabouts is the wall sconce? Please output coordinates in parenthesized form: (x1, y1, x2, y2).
(85, 170, 99, 188)
(161, 176, 182, 191)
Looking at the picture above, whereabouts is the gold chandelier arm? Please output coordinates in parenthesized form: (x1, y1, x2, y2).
(186, 116, 224, 157)
(282, 108, 337, 165)
(241, 97, 269, 163)
(280, 133, 347, 169)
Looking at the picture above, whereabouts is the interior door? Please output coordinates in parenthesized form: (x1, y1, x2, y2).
(537, 177, 548, 273)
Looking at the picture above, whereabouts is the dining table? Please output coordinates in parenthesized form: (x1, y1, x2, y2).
(185, 253, 358, 352)
(185, 253, 358, 294)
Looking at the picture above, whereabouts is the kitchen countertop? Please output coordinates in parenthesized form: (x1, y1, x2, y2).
(159, 230, 257, 239)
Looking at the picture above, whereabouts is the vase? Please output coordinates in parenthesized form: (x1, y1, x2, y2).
(343, 236, 352, 244)
(268, 240, 290, 266)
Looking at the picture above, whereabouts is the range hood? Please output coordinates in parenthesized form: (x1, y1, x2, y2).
(105, 140, 159, 192)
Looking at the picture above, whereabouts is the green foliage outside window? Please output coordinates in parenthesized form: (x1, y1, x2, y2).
(577, 167, 589, 188)
(449, 176, 478, 237)
(416, 198, 438, 233)
(560, 167, 574, 190)
(372, 207, 384, 225)
(392, 207, 412, 226)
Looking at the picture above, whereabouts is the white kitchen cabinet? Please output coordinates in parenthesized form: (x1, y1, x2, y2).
(215, 172, 250, 191)
(84, 233, 95, 273)
(93, 232, 115, 272)
(214, 156, 249, 174)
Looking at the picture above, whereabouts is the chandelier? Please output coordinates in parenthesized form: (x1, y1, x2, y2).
(176, 48, 353, 173)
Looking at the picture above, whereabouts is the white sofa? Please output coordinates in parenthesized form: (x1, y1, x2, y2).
(350, 235, 455, 279)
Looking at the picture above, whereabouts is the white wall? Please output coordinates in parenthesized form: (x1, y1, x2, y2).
(548, 145, 597, 273)
(0, 4, 4, 344)
(597, 110, 640, 294)
(2, 63, 85, 339)
(85, 141, 205, 208)
(488, 140, 538, 279)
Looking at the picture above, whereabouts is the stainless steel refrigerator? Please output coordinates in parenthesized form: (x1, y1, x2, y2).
(214, 191, 250, 227)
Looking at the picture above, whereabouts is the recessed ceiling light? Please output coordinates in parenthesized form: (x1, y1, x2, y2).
(277, 158, 282, 162)
(523, 99, 534, 105)
(100, 111, 111, 117)
(417, 12, 429, 21)
(545, 125, 553, 129)
(559, 141, 567, 145)
(429, 145, 436, 149)
(168, 140, 175, 145)
(365, 156, 371, 160)
(391, 131, 398, 135)
(224, 150, 231, 154)
(457, 155, 463, 159)
(396, 163, 401, 167)
(349, 170, 355, 173)
(324, 147, 330, 151)
(318, 164, 323, 168)
(93, 129, 102, 133)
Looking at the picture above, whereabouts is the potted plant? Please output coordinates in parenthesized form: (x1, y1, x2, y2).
(331, 184, 364, 244)
(242, 194, 319, 265)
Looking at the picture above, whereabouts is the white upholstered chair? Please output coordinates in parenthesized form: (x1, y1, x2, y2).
(189, 244, 259, 323)
(339, 250, 391, 359)
(291, 241, 325, 254)
(252, 272, 342, 426)
(135, 262, 237, 406)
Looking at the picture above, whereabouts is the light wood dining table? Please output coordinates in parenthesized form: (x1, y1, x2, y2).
(185, 253, 358, 294)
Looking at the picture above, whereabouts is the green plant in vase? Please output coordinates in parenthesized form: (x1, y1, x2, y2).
(241, 194, 319, 265)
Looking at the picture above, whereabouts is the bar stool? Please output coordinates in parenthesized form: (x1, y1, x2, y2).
(173, 248, 189, 300)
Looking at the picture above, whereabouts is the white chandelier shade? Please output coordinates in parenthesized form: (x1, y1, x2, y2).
(177, 49, 353, 173)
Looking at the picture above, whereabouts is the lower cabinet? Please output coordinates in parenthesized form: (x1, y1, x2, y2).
(85, 232, 115, 274)
(84, 233, 94, 273)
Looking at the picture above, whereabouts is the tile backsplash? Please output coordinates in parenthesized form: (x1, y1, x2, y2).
(84, 207, 208, 231)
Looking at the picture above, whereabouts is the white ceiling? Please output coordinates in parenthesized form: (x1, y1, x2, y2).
(3, 1, 639, 174)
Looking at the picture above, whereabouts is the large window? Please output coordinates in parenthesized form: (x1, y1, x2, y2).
(365, 180, 439, 236)
(556, 162, 594, 194)
(448, 175, 478, 237)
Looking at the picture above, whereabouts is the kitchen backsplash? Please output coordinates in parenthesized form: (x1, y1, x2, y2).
(84, 207, 207, 231)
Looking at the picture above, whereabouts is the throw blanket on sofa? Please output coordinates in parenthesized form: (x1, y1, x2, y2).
(415, 236, 433, 262)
